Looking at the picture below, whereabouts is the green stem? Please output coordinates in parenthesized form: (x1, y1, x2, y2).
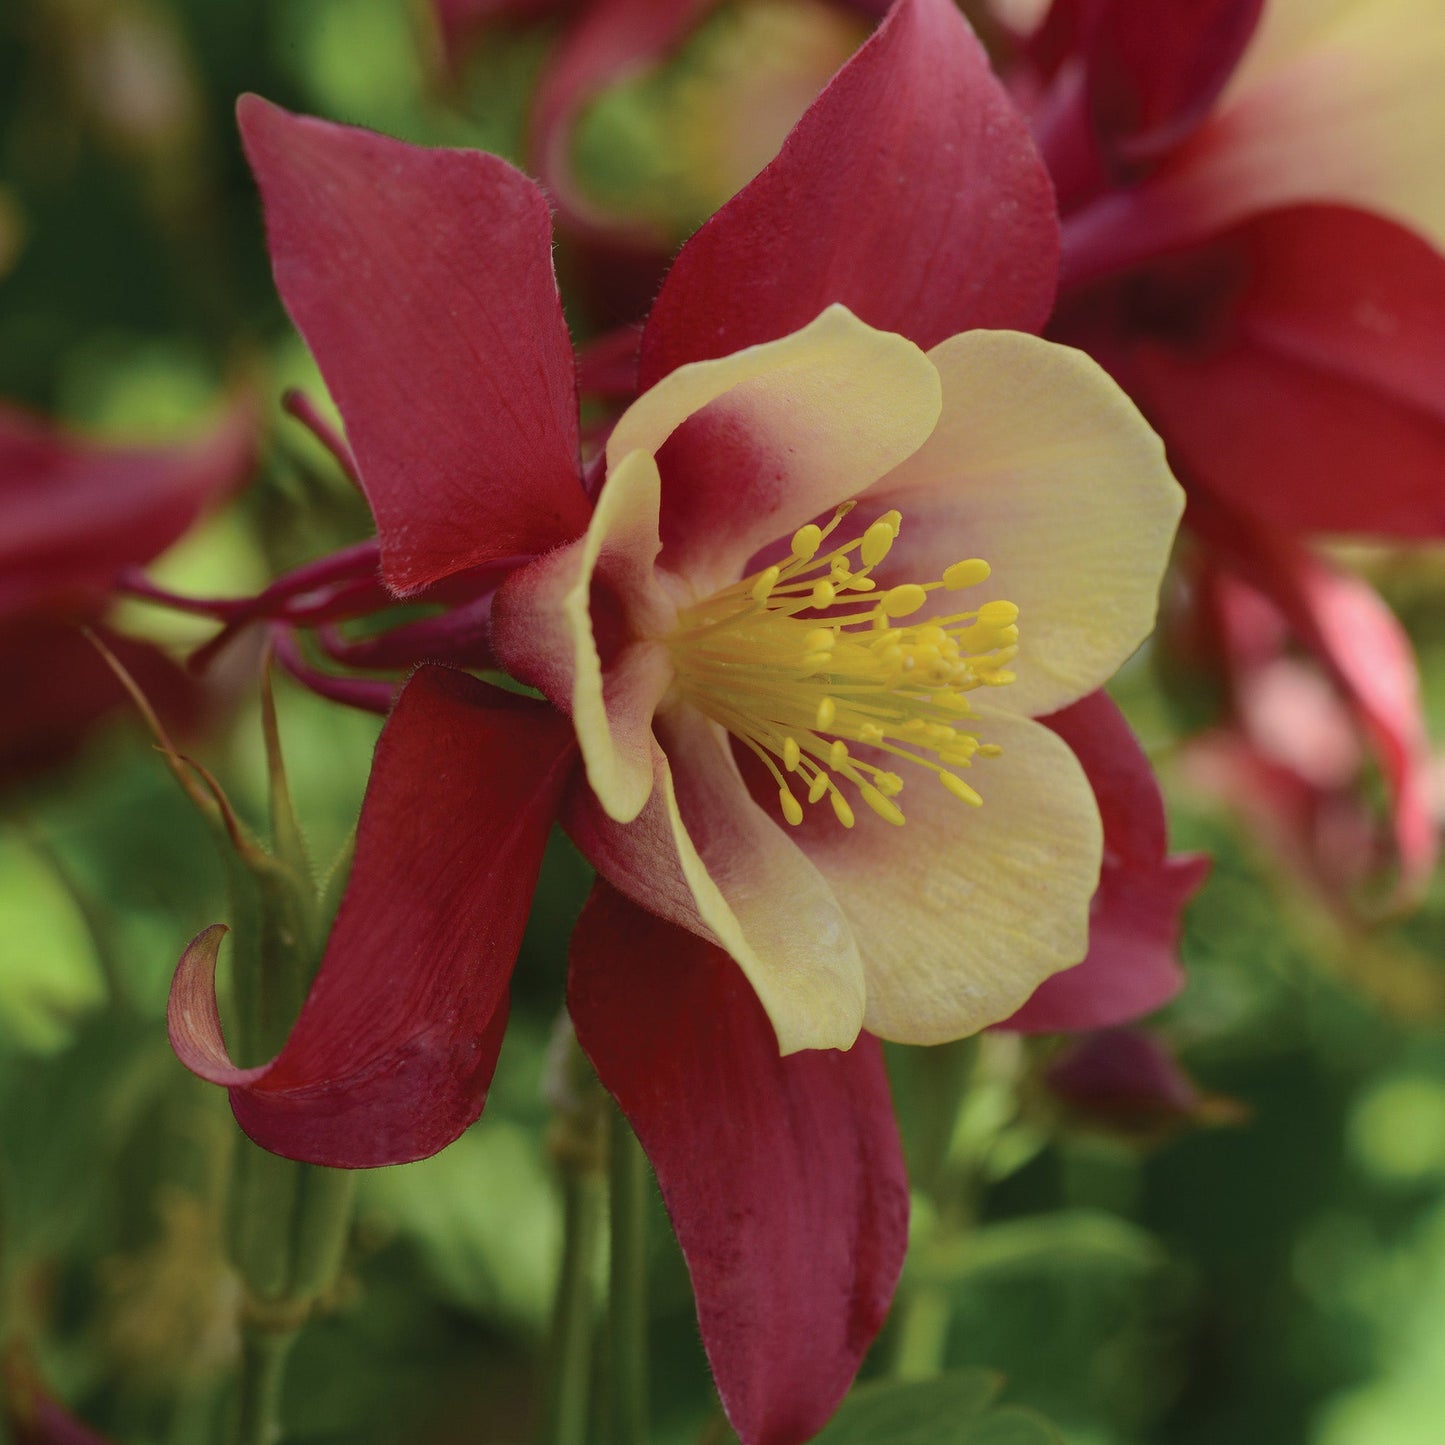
(607, 1112, 650, 1445)
(540, 1166, 604, 1445)
(890, 1283, 954, 1383)
(232, 1327, 295, 1445)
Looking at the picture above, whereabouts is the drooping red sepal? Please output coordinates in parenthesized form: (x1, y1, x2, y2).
(569, 882, 909, 1445)
(238, 96, 589, 596)
(168, 667, 577, 1167)
(1004, 691, 1207, 1034)
(1192, 500, 1437, 911)
(1072, 206, 1445, 538)
(0, 395, 257, 617)
(638, 0, 1058, 386)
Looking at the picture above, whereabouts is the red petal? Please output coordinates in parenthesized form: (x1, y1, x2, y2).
(238, 96, 589, 595)
(638, 0, 1058, 386)
(569, 882, 908, 1445)
(1076, 206, 1445, 539)
(1003, 692, 1207, 1033)
(168, 667, 577, 1166)
(1082, 0, 1263, 174)
(0, 396, 257, 617)
(0, 621, 212, 791)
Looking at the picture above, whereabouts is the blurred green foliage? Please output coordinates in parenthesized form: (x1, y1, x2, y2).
(4, 2, 1445, 1443)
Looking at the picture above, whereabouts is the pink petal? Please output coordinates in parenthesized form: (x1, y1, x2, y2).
(431, 0, 572, 72)
(1004, 692, 1207, 1033)
(0, 396, 257, 617)
(1193, 503, 1437, 909)
(529, 0, 718, 241)
(569, 881, 908, 1445)
(168, 667, 577, 1166)
(238, 96, 589, 596)
(638, 0, 1058, 386)
(1068, 206, 1445, 538)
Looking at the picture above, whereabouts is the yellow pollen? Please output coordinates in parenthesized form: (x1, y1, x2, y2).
(665, 504, 1019, 828)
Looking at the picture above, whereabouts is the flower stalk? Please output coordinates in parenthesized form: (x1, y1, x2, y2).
(606, 1110, 651, 1445)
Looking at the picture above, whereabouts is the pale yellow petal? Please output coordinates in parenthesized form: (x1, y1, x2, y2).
(525, 447, 675, 824)
(862, 330, 1182, 718)
(797, 709, 1103, 1045)
(1187, 0, 1445, 249)
(657, 705, 866, 1053)
(609, 303, 942, 592)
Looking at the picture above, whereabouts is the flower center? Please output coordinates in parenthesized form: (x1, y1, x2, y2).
(666, 503, 1018, 828)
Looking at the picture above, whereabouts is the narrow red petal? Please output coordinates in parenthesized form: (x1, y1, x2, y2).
(238, 96, 589, 595)
(638, 0, 1058, 386)
(569, 882, 909, 1445)
(1068, 206, 1445, 538)
(1082, 0, 1264, 174)
(1003, 692, 1206, 1033)
(0, 396, 257, 617)
(167, 667, 577, 1167)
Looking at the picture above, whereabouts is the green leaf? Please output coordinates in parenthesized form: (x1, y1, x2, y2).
(814, 1371, 1062, 1445)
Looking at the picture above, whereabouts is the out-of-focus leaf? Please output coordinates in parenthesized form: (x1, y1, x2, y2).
(813, 1371, 1063, 1444)
(358, 1117, 560, 1333)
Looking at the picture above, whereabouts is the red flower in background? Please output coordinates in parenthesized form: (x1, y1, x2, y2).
(0, 398, 256, 788)
(166, 3, 1201, 1438)
(1006, 0, 1445, 905)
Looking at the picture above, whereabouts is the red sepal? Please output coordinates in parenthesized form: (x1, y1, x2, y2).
(238, 96, 589, 596)
(1005, 691, 1207, 1033)
(169, 667, 577, 1166)
(0, 396, 256, 618)
(569, 882, 909, 1445)
(638, 0, 1058, 386)
(1064, 206, 1445, 538)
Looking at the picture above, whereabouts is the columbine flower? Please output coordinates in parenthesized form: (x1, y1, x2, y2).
(0, 397, 255, 787)
(1001, 0, 1445, 903)
(169, 1, 1183, 1437)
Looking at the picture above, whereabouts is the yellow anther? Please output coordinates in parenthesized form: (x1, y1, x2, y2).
(977, 599, 1020, 628)
(879, 508, 902, 536)
(976, 743, 1003, 757)
(943, 558, 991, 590)
(664, 502, 1017, 831)
(750, 565, 781, 604)
(861, 519, 897, 567)
(882, 584, 928, 618)
(940, 772, 984, 807)
(860, 784, 905, 826)
(791, 523, 823, 561)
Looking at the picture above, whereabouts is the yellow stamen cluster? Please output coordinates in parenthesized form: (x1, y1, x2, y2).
(667, 504, 1018, 828)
